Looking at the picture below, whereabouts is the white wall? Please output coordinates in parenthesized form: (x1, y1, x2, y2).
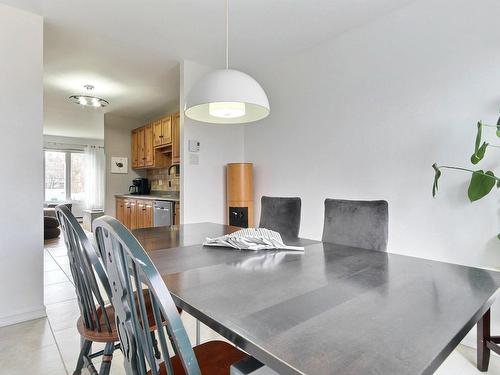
(245, 0, 500, 267)
(243, 0, 500, 346)
(180, 60, 245, 224)
(104, 114, 146, 216)
(0, 4, 44, 326)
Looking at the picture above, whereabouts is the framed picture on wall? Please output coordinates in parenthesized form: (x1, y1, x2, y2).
(111, 157, 128, 174)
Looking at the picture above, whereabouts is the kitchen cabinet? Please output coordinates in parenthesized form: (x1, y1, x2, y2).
(124, 198, 138, 229)
(136, 199, 153, 228)
(137, 127, 146, 168)
(144, 124, 154, 167)
(174, 202, 180, 225)
(115, 197, 154, 229)
(131, 123, 170, 170)
(131, 111, 179, 170)
(131, 130, 139, 168)
(153, 119, 162, 147)
(116, 198, 125, 223)
(172, 112, 180, 164)
(154, 116, 172, 147)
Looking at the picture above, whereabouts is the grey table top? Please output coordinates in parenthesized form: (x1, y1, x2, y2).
(134, 223, 500, 375)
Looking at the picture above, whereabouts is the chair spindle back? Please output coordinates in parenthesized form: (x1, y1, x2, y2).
(55, 204, 113, 333)
(93, 215, 200, 375)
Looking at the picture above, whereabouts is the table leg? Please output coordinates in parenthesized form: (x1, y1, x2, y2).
(477, 308, 491, 372)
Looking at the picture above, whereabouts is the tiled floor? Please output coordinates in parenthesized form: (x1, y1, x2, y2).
(1, 236, 500, 374)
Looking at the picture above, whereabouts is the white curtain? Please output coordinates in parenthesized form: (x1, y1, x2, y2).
(85, 146, 105, 210)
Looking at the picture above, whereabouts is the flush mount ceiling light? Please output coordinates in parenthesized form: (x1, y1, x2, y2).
(184, 0, 270, 124)
(69, 85, 109, 108)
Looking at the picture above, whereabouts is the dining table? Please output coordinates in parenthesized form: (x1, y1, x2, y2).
(132, 222, 500, 375)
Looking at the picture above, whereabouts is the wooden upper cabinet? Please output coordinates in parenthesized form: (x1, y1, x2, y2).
(131, 130, 139, 168)
(144, 124, 154, 167)
(172, 112, 180, 163)
(153, 120, 163, 147)
(162, 116, 172, 145)
(131, 112, 179, 169)
(153, 116, 172, 148)
(137, 127, 146, 167)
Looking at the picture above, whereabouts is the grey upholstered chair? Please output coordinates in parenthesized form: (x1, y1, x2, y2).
(93, 215, 248, 375)
(259, 196, 302, 238)
(322, 199, 388, 251)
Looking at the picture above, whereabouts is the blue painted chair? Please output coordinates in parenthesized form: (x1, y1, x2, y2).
(93, 215, 248, 374)
(56, 205, 162, 375)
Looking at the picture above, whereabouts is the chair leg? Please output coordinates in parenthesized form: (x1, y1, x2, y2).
(98, 342, 115, 375)
(74, 339, 92, 375)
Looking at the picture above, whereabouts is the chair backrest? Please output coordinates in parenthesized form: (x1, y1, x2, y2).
(322, 199, 388, 251)
(259, 196, 302, 238)
(55, 204, 113, 333)
(93, 215, 200, 375)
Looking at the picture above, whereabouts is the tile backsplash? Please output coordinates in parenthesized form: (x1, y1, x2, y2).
(147, 166, 179, 192)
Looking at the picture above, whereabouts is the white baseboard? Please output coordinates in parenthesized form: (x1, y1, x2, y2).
(0, 305, 47, 327)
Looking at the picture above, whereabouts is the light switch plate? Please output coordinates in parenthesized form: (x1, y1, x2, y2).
(188, 140, 200, 152)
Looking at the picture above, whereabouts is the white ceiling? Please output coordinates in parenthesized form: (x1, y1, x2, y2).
(2, 0, 415, 135)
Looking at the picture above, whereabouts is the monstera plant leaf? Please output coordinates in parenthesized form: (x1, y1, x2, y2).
(467, 170, 496, 202)
(470, 142, 488, 164)
(432, 163, 441, 198)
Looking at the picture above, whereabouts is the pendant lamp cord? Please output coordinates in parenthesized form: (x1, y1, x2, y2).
(226, 0, 229, 69)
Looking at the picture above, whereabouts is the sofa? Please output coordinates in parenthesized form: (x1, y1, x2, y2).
(44, 203, 72, 240)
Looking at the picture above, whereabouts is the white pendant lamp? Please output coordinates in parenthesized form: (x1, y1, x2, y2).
(184, 0, 270, 124)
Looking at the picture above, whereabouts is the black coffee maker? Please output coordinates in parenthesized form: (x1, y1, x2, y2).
(129, 178, 150, 195)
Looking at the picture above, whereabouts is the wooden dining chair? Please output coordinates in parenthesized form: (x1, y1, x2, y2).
(56, 205, 163, 375)
(93, 215, 248, 375)
(322, 199, 389, 251)
(259, 196, 301, 238)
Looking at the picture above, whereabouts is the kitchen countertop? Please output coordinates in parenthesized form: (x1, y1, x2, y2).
(115, 194, 180, 202)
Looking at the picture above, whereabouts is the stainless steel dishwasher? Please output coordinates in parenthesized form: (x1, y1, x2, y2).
(153, 201, 173, 227)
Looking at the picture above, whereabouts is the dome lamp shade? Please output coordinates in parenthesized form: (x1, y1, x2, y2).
(185, 69, 270, 124)
(184, 0, 270, 124)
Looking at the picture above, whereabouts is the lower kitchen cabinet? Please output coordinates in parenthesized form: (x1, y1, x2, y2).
(136, 200, 153, 229)
(174, 202, 180, 225)
(115, 197, 154, 229)
(116, 197, 125, 223)
(124, 198, 137, 229)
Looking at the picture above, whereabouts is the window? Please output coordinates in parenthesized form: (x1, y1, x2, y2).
(44, 151, 67, 202)
(44, 150, 86, 202)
